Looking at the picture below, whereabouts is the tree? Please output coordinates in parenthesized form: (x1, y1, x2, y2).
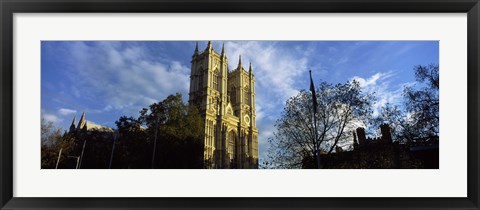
(369, 64, 439, 143)
(41, 118, 77, 169)
(266, 81, 374, 168)
(403, 64, 439, 141)
(138, 93, 204, 169)
(113, 116, 148, 168)
(41, 118, 62, 146)
(371, 103, 408, 143)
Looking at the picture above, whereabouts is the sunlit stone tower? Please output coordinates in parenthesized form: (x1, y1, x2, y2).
(188, 41, 258, 169)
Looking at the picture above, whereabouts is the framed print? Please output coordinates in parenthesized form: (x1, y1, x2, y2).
(1, 0, 479, 209)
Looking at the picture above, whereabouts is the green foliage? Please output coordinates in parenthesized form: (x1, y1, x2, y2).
(138, 93, 204, 169)
(112, 116, 148, 168)
(42, 93, 204, 169)
(41, 119, 77, 169)
(139, 93, 203, 140)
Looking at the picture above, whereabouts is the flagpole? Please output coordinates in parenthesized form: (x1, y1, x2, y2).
(309, 70, 321, 169)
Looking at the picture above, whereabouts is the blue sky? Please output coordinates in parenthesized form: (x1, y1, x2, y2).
(41, 41, 439, 162)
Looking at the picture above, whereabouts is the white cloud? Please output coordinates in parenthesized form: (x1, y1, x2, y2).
(64, 42, 190, 116)
(42, 113, 61, 123)
(58, 108, 77, 116)
(224, 41, 307, 101)
(352, 72, 394, 88)
(350, 71, 403, 117)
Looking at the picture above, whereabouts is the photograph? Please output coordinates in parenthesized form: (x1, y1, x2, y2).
(41, 40, 439, 169)
(2, 0, 477, 208)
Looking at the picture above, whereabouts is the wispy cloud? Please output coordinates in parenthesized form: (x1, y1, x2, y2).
(42, 113, 62, 123)
(60, 42, 190, 116)
(58, 108, 77, 116)
(351, 71, 404, 116)
(224, 41, 308, 100)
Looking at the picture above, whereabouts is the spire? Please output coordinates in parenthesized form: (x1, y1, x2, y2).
(77, 112, 86, 129)
(69, 115, 77, 132)
(237, 55, 242, 69)
(206, 41, 212, 51)
(71, 115, 77, 127)
(193, 41, 199, 55)
(249, 62, 252, 74)
(221, 43, 225, 55)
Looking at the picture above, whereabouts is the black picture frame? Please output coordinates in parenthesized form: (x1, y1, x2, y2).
(1, 0, 479, 209)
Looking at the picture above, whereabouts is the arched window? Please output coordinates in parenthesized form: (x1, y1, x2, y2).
(244, 86, 249, 104)
(217, 71, 222, 91)
(212, 68, 219, 91)
(227, 130, 236, 160)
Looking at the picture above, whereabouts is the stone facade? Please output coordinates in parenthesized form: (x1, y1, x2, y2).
(189, 41, 258, 169)
(69, 112, 113, 133)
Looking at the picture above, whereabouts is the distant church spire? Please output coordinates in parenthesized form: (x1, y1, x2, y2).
(249, 62, 252, 73)
(193, 41, 199, 55)
(69, 115, 77, 132)
(78, 112, 86, 129)
(238, 55, 242, 69)
(221, 43, 225, 55)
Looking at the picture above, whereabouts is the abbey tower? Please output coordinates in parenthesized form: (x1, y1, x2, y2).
(189, 41, 258, 169)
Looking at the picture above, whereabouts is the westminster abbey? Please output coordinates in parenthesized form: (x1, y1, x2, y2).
(189, 41, 258, 169)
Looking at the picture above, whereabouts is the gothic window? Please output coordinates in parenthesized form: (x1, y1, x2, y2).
(228, 130, 235, 160)
(244, 87, 249, 104)
(212, 69, 217, 89)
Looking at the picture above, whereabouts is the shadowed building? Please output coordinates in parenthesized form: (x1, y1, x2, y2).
(62, 112, 114, 169)
(303, 124, 439, 169)
(189, 41, 258, 169)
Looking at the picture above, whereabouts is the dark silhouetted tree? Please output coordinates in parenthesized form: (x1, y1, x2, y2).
(113, 116, 148, 168)
(370, 103, 409, 143)
(403, 64, 439, 141)
(41, 118, 77, 169)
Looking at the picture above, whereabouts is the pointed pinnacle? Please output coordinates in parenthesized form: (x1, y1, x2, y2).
(238, 55, 242, 69)
(71, 115, 77, 127)
(206, 41, 212, 50)
(78, 112, 86, 129)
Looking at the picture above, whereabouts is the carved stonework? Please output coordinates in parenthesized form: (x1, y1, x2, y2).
(188, 41, 258, 169)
